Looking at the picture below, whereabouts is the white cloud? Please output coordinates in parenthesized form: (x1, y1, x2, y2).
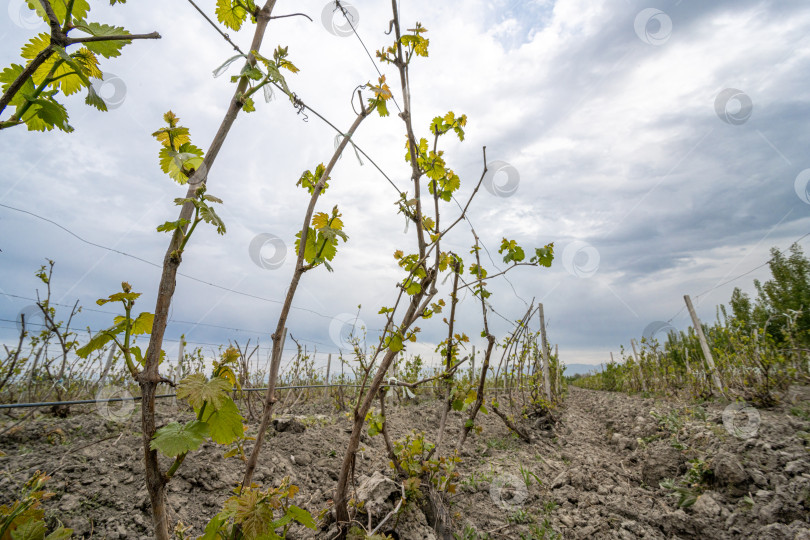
(2, 0, 809, 371)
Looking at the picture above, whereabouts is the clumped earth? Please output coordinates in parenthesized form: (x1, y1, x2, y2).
(1, 386, 809, 539)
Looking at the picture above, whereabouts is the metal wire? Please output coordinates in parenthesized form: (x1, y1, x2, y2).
(0, 384, 521, 410)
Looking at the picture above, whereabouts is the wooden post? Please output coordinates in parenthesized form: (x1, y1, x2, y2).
(98, 346, 116, 388)
(554, 343, 561, 399)
(325, 353, 331, 398)
(175, 339, 185, 383)
(539, 304, 552, 402)
(272, 328, 288, 390)
(684, 295, 724, 395)
(631, 339, 647, 392)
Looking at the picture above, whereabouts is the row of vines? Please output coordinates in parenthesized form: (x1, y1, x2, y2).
(1, 1, 563, 539)
(572, 244, 810, 407)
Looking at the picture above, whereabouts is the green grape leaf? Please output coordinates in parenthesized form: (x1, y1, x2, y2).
(131, 345, 145, 366)
(177, 374, 232, 410)
(215, 0, 247, 31)
(296, 163, 328, 194)
(75, 321, 126, 358)
(198, 203, 226, 235)
(287, 505, 317, 530)
(85, 84, 107, 111)
(199, 397, 244, 445)
(26, 0, 90, 26)
(365, 410, 384, 437)
(152, 117, 190, 147)
(295, 228, 317, 264)
(150, 420, 209, 457)
(73, 21, 132, 58)
(131, 312, 154, 335)
(241, 95, 255, 112)
(20, 33, 50, 64)
(531, 243, 555, 268)
(200, 515, 227, 540)
(21, 97, 72, 132)
(403, 278, 421, 296)
(158, 143, 204, 183)
(43, 46, 100, 96)
(157, 218, 190, 233)
(0, 64, 32, 110)
(389, 333, 404, 353)
(97, 291, 141, 305)
(499, 238, 525, 264)
(221, 490, 277, 539)
(11, 519, 47, 540)
(44, 527, 73, 540)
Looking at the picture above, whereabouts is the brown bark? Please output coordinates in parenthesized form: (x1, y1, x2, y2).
(455, 333, 495, 453)
(241, 110, 370, 492)
(138, 3, 277, 538)
(491, 404, 531, 443)
(431, 261, 460, 459)
(0, 0, 159, 121)
(333, 277, 434, 529)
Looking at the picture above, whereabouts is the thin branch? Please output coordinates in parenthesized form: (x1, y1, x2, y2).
(492, 404, 532, 443)
(270, 12, 313, 21)
(386, 357, 468, 389)
(66, 32, 161, 45)
(0, 47, 54, 117)
(378, 388, 405, 477)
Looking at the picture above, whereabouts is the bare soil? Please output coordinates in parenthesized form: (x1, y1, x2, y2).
(1, 386, 809, 539)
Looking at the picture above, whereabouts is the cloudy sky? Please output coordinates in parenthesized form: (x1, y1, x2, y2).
(2, 0, 810, 376)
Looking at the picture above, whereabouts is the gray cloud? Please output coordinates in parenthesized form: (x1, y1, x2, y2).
(2, 0, 809, 370)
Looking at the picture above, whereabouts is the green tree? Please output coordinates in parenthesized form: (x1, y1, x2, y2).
(752, 244, 810, 345)
(729, 286, 753, 332)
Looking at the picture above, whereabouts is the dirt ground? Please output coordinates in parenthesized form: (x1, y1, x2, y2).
(1, 385, 809, 539)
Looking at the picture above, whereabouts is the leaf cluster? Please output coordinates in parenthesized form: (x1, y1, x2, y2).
(376, 22, 429, 65)
(391, 432, 459, 495)
(294, 205, 348, 271)
(212, 46, 299, 112)
(200, 477, 316, 540)
(0, 471, 71, 540)
(1, 0, 135, 131)
(151, 350, 248, 458)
